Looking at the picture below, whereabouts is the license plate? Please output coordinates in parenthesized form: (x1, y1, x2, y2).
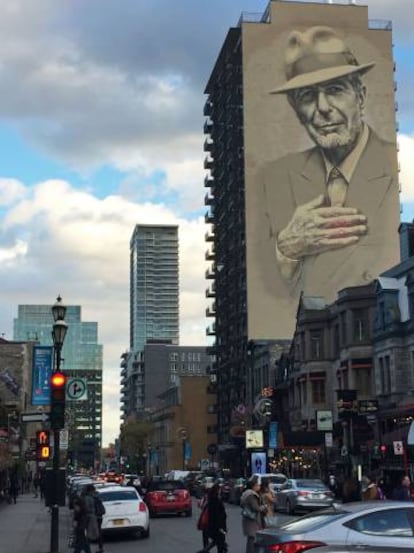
(167, 495, 175, 501)
(113, 519, 124, 526)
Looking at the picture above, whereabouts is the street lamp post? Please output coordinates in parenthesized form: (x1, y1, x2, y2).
(50, 295, 68, 553)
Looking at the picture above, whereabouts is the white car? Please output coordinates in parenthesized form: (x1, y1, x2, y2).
(97, 485, 150, 539)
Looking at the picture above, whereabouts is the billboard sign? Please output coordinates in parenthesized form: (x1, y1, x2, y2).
(268, 421, 278, 449)
(31, 346, 53, 405)
(243, 1, 400, 340)
(251, 451, 267, 475)
(246, 429, 264, 449)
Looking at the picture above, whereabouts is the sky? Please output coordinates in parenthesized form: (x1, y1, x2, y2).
(0, 0, 413, 447)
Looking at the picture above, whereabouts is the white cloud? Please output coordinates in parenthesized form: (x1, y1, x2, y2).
(0, 178, 208, 444)
(0, 178, 27, 205)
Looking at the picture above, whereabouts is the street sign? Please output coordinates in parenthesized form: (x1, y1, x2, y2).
(21, 412, 50, 423)
(325, 432, 333, 448)
(207, 443, 218, 455)
(408, 421, 414, 445)
(393, 441, 404, 455)
(66, 378, 87, 401)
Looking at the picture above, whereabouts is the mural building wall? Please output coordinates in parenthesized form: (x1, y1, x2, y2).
(243, 2, 400, 340)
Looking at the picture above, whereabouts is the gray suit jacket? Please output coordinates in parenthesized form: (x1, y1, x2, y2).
(252, 129, 400, 333)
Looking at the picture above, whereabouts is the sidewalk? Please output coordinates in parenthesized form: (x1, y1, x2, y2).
(0, 492, 72, 553)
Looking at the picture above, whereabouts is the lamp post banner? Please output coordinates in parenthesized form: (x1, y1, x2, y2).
(31, 346, 53, 405)
(269, 422, 278, 449)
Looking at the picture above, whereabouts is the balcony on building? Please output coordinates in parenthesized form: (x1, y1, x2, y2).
(204, 138, 214, 153)
(205, 265, 216, 279)
(204, 157, 214, 170)
(206, 303, 216, 317)
(205, 209, 215, 224)
(204, 120, 213, 134)
(204, 192, 214, 206)
(203, 100, 212, 117)
(205, 246, 215, 261)
(206, 323, 216, 336)
(205, 230, 215, 242)
(204, 175, 214, 189)
(205, 283, 216, 298)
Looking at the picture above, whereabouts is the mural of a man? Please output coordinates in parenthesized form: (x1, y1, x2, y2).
(261, 26, 399, 300)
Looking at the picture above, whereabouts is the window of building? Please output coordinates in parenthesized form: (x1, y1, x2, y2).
(310, 330, 323, 359)
(354, 368, 372, 397)
(353, 308, 369, 342)
(170, 352, 178, 361)
(311, 380, 325, 404)
(340, 312, 347, 345)
(333, 324, 340, 357)
(378, 302, 385, 329)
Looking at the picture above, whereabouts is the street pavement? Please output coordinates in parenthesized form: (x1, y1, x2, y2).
(0, 491, 72, 553)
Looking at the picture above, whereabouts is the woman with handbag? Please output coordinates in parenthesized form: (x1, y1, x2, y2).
(240, 475, 267, 553)
(199, 483, 227, 553)
(197, 483, 212, 550)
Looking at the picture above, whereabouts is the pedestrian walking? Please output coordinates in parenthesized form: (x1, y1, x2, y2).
(8, 470, 19, 504)
(73, 496, 92, 553)
(391, 475, 411, 501)
(361, 474, 379, 501)
(82, 484, 100, 545)
(93, 487, 106, 553)
(259, 477, 276, 527)
(33, 472, 40, 498)
(197, 483, 227, 553)
(342, 476, 360, 503)
(197, 482, 213, 550)
(240, 475, 267, 553)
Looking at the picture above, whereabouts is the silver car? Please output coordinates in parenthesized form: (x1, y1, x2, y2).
(275, 478, 334, 514)
(255, 502, 414, 552)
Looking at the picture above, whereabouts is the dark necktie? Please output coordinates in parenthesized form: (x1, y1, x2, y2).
(327, 167, 347, 207)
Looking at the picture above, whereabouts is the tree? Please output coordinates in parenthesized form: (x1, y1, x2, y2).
(119, 420, 153, 466)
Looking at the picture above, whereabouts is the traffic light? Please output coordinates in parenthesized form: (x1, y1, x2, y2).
(36, 430, 51, 460)
(380, 444, 387, 459)
(50, 371, 66, 430)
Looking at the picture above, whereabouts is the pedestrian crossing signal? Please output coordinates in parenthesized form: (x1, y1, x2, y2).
(36, 430, 51, 460)
(39, 446, 51, 460)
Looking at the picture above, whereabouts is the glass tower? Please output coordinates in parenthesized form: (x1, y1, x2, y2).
(122, 224, 179, 419)
(13, 304, 103, 467)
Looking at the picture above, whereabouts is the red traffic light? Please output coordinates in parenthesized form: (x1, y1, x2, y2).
(51, 372, 66, 388)
(380, 445, 387, 453)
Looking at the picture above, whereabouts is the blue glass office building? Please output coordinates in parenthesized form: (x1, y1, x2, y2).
(13, 304, 103, 467)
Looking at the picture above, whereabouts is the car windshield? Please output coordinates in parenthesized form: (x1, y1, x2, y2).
(296, 479, 327, 489)
(99, 490, 138, 501)
(148, 480, 185, 491)
(279, 510, 347, 532)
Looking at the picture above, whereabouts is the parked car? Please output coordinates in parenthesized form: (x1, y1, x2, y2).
(253, 473, 289, 494)
(255, 501, 414, 552)
(194, 476, 216, 499)
(183, 471, 202, 496)
(97, 485, 149, 539)
(227, 477, 247, 505)
(275, 478, 335, 515)
(67, 477, 94, 509)
(145, 479, 192, 517)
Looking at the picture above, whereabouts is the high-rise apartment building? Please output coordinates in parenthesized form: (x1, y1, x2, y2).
(121, 224, 179, 420)
(204, 0, 399, 447)
(13, 304, 103, 466)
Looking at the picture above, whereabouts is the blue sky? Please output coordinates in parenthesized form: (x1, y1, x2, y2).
(0, 0, 412, 445)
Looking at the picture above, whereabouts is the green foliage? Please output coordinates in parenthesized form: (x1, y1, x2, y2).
(120, 420, 153, 458)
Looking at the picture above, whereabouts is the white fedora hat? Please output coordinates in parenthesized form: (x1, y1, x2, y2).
(270, 26, 375, 94)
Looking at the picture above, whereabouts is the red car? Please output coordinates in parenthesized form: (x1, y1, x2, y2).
(145, 479, 192, 517)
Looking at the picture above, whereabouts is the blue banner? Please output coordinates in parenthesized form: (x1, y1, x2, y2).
(31, 346, 53, 405)
(185, 441, 192, 460)
(269, 421, 278, 449)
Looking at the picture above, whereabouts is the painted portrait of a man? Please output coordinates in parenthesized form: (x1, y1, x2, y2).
(244, 11, 400, 340)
